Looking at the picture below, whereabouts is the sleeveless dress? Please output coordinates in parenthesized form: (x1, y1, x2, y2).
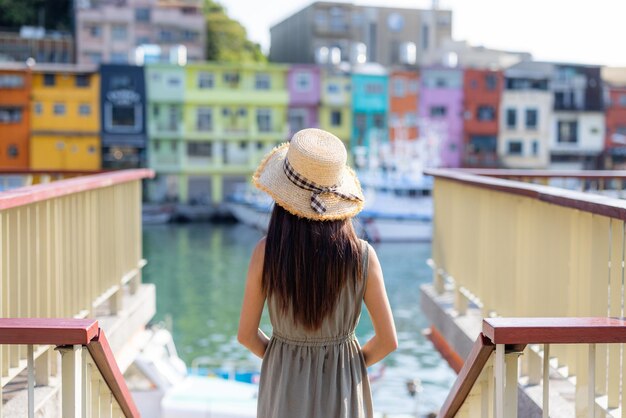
(257, 241, 373, 418)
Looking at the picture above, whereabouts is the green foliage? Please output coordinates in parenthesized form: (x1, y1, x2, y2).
(203, 0, 266, 63)
(0, 0, 72, 31)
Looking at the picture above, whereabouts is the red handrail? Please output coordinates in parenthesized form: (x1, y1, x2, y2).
(0, 169, 154, 210)
(0, 318, 140, 418)
(438, 317, 626, 418)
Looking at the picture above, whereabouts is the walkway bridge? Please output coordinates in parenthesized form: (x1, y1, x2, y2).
(0, 169, 154, 417)
(424, 169, 626, 417)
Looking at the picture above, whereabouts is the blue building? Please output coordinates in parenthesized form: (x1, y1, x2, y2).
(100, 64, 147, 169)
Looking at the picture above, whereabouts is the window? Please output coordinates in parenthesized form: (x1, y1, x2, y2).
(485, 74, 497, 90)
(196, 108, 213, 131)
(111, 52, 128, 63)
(222, 108, 231, 117)
(327, 83, 340, 94)
(150, 73, 161, 82)
(53, 103, 65, 115)
(295, 73, 312, 92)
(223, 72, 240, 87)
(393, 78, 405, 97)
(154, 140, 161, 152)
(525, 108, 538, 129)
(373, 114, 385, 129)
(405, 113, 417, 127)
(75, 75, 89, 87)
(238, 108, 247, 117)
(87, 145, 96, 154)
(470, 79, 478, 89)
(182, 30, 198, 41)
(153, 105, 160, 117)
(435, 78, 447, 88)
(255, 73, 271, 90)
(507, 140, 523, 155)
(135, 8, 150, 22)
(7, 144, 19, 158)
(620, 94, 626, 107)
(159, 30, 173, 42)
(87, 24, 101, 37)
(257, 108, 272, 132)
(365, 83, 383, 94)
(110, 75, 132, 90)
(187, 142, 212, 157)
(34, 103, 42, 115)
(430, 106, 446, 117)
(79, 104, 91, 116)
(44, 74, 55, 86)
(86, 52, 102, 64)
(557, 121, 578, 143)
(532, 140, 539, 156)
(112, 25, 127, 41)
(477, 105, 495, 121)
(506, 108, 516, 128)
(0, 75, 24, 88)
(408, 80, 419, 94)
(167, 106, 178, 130)
(167, 77, 181, 87)
(288, 109, 306, 133)
(198, 72, 214, 89)
(331, 110, 342, 126)
(469, 135, 497, 152)
(111, 106, 136, 127)
(0, 107, 22, 123)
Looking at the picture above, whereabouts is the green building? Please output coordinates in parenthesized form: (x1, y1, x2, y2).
(146, 62, 289, 204)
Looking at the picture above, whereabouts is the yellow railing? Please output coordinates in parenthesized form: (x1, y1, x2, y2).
(0, 169, 153, 416)
(427, 169, 626, 416)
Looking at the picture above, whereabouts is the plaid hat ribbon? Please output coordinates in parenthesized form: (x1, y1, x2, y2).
(283, 158, 362, 214)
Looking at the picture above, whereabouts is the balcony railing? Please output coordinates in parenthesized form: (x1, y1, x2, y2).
(0, 169, 154, 416)
(426, 169, 626, 416)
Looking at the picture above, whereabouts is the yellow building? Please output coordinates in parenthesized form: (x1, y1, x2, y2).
(30, 64, 101, 170)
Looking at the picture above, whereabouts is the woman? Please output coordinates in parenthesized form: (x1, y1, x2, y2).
(238, 128, 397, 418)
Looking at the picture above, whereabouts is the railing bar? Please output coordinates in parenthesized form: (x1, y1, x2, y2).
(495, 344, 504, 418)
(542, 344, 550, 418)
(27, 344, 34, 418)
(589, 343, 596, 418)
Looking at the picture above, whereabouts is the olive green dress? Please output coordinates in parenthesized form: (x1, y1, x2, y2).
(257, 241, 373, 418)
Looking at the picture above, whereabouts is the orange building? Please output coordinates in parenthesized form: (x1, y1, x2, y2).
(462, 69, 503, 167)
(389, 70, 419, 142)
(0, 63, 31, 168)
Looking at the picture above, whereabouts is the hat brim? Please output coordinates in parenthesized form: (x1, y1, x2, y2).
(252, 143, 365, 221)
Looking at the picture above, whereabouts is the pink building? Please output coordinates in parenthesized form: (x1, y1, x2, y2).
(419, 67, 464, 168)
(76, 0, 205, 65)
(287, 65, 321, 136)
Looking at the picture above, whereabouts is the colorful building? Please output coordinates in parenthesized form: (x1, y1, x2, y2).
(180, 62, 289, 204)
(319, 68, 352, 144)
(602, 68, 626, 168)
(351, 65, 388, 167)
(100, 64, 147, 169)
(498, 61, 553, 168)
(287, 65, 320, 137)
(420, 67, 463, 168)
(0, 63, 31, 169)
(30, 64, 101, 170)
(145, 63, 185, 201)
(389, 70, 419, 142)
(549, 63, 604, 169)
(462, 68, 503, 167)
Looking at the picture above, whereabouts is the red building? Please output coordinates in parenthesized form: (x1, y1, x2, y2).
(0, 63, 31, 169)
(462, 69, 503, 167)
(604, 85, 626, 168)
(389, 70, 419, 142)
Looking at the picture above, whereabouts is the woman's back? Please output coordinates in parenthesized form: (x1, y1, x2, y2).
(258, 241, 373, 418)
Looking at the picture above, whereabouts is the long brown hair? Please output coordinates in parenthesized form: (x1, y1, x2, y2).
(262, 204, 363, 330)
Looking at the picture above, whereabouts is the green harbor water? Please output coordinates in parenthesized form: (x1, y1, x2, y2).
(143, 223, 456, 415)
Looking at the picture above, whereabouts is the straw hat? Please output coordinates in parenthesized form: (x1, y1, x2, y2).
(252, 128, 364, 221)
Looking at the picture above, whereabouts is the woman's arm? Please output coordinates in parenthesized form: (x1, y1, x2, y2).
(237, 238, 270, 358)
(361, 244, 398, 367)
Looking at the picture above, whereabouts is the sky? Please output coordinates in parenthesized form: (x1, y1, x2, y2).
(222, 0, 626, 67)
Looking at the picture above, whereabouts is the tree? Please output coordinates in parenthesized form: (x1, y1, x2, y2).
(204, 0, 266, 63)
(0, 0, 72, 31)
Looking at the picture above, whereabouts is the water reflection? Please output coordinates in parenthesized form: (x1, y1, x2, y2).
(143, 223, 455, 415)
